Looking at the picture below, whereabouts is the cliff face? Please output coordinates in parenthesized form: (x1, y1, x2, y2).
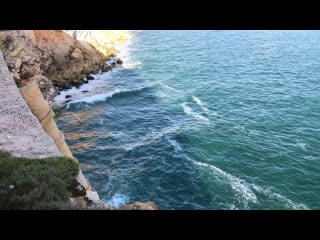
(0, 30, 117, 103)
(63, 30, 130, 56)
(0, 51, 61, 159)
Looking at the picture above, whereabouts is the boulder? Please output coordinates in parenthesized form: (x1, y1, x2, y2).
(87, 74, 94, 80)
(102, 63, 111, 72)
(86, 190, 100, 203)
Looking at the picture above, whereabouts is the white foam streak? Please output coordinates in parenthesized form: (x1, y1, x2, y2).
(98, 126, 180, 152)
(159, 82, 180, 92)
(182, 103, 209, 122)
(193, 160, 257, 203)
(192, 96, 203, 106)
(251, 185, 309, 210)
(55, 84, 155, 106)
(193, 160, 309, 209)
(71, 90, 121, 104)
(193, 96, 210, 113)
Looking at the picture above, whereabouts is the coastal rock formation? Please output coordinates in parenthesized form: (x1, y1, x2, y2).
(0, 30, 116, 103)
(118, 201, 158, 210)
(0, 51, 61, 159)
(0, 31, 158, 210)
(63, 30, 130, 57)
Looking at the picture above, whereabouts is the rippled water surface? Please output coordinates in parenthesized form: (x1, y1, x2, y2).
(54, 31, 320, 209)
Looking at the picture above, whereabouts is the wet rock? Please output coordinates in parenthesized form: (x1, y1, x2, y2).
(82, 90, 89, 93)
(65, 95, 72, 99)
(102, 63, 111, 72)
(116, 58, 123, 65)
(87, 74, 94, 80)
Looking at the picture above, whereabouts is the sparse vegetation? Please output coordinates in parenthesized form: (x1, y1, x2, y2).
(0, 151, 79, 210)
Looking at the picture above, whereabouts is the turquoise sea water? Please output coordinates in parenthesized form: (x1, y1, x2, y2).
(54, 31, 320, 209)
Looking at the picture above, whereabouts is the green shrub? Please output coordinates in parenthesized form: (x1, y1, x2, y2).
(0, 151, 80, 210)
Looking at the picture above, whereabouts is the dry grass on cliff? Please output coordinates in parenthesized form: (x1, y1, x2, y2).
(0, 151, 79, 210)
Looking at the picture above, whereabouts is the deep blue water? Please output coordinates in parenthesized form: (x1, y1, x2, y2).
(54, 31, 320, 209)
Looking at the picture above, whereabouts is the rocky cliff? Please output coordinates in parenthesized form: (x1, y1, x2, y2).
(0, 31, 158, 210)
(63, 30, 130, 56)
(0, 30, 118, 104)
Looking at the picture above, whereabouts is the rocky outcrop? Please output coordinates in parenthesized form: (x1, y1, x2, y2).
(0, 32, 158, 210)
(63, 30, 130, 56)
(0, 51, 61, 159)
(0, 30, 118, 104)
(118, 201, 158, 210)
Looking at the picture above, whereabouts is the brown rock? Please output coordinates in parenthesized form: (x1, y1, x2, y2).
(0, 30, 122, 102)
(70, 197, 88, 209)
(70, 48, 84, 61)
(118, 201, 158, 210)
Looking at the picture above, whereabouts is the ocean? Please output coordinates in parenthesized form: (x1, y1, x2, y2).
(54, 31, 320, 209)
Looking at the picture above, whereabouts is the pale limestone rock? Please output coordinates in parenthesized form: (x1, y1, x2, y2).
(86, 190, 100, 202)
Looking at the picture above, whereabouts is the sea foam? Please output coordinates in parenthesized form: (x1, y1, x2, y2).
(182, 103, 209, 122)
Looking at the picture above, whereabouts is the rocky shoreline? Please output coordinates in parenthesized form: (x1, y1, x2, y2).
(0, 30, 158, 210)
(0, 30, 122, 104)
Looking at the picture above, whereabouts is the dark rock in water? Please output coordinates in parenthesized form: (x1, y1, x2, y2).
(82, 90, 89, 93)
(65, 99, 72, 103)
(111, 62, 116, 66)
(62, 81, 72, 90)
(83, 78, 89, 84)
(87, 75, 94, 80)
(102, 64, 111, 72)
(65, 95, 72, 99)
(116, 58, 123, 65)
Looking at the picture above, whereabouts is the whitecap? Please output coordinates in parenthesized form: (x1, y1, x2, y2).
(71, 90, 121, 104)
(57, 85, 155, 105)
